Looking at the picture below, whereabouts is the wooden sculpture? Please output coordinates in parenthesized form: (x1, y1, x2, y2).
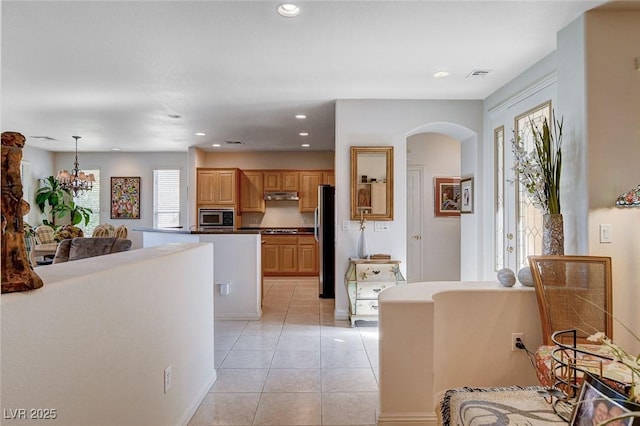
(1, 131, 43, 293)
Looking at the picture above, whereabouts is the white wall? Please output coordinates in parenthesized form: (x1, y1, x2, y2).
(584, 8, 640, 353)
(482, 7, 640, 353)
(334, 99, 483, 319)
(407, 133, 461, 281)
(21, 145, 55, 226)
(200, 150, 334, 169)
(1, 243, 215, 426)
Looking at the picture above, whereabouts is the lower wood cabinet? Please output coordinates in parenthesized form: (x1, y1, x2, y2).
(262, 234, 318, 276)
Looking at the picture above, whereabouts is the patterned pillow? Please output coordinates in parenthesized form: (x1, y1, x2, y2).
(35, 225, 56, 244)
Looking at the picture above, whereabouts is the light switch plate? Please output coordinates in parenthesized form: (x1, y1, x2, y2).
(374, 222, 390, 231)
(599, 224, 612, 243)
(342, 220, 350, 231)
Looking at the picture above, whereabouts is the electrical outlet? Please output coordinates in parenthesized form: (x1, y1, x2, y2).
(164, 365, 172, 393)
(511, 333, 524, 351)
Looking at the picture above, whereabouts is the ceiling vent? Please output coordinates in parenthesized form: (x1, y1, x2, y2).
(466, 69, 492, 78)
(225, 140, 244, 145)
(30, 136, 57, 141)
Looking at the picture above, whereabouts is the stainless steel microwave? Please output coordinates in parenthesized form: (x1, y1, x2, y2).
(198, 208, 235, 229)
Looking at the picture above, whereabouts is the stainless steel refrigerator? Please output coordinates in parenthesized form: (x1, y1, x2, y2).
(315, 185, 335, 298)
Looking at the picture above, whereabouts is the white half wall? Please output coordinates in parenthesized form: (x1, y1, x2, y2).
(1, 243, 215, 426)
(377, 282, 542, 426)
(140, 231, 262, 320)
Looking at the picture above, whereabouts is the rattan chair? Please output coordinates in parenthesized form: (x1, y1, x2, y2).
(528, 255, 613, 346)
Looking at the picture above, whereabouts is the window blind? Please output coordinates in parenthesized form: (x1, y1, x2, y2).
(153, 169, 180, 228)
(74, 169, 100, 236)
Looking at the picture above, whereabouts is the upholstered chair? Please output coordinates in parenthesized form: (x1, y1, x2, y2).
(52, 237, 132, 264)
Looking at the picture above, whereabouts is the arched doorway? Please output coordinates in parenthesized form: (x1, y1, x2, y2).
(405, 122, 478, 282)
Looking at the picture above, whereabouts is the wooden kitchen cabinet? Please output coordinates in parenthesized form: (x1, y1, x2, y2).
(240, 171, 265, 213)
(197, 168, 238, 206)
(299, 171, 323, 212)
(297, 235, 318, 274)
(262, 235, 298, 275)
(262, 234, 318, 276)
(323, 171, 335, 186)
(264, 171, 299, 191)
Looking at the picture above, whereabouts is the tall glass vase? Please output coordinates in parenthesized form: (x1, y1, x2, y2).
(542, 213, 564, 255)
(358, 228, 369, 259)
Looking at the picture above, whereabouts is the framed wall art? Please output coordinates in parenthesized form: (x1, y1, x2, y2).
(460, 177, 474, 214)
(570, 373, 639, 426)
(434, 177, 460, 217)
(110, 176, 141, 219)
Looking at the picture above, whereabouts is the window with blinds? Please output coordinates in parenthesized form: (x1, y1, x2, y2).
(74, 169, 100, 236)
(154, 169, 180, 228)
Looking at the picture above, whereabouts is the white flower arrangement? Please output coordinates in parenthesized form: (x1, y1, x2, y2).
(512, 111, 563, 215)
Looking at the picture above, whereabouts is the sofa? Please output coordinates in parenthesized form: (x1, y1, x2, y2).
(52, 237, 132, 263)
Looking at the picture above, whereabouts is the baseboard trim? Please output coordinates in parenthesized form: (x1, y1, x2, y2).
(215, 313, 261, 320)
(334, 308, 349, 320)
(377, 411, 438, 426)
(179, 371, 216, 426)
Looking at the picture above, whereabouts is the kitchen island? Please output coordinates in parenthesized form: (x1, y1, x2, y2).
(134, 227, 262, 320)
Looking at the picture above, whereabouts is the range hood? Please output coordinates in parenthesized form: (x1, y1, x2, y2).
(264, 191, 299, 201)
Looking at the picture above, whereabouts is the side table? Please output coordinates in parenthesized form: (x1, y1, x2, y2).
(344, 258, 406, 327)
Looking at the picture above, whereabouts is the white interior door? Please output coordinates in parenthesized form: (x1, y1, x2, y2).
(407, 167, 423, 282)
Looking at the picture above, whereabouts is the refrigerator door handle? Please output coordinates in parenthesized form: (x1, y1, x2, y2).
(314, 207, 319, 242)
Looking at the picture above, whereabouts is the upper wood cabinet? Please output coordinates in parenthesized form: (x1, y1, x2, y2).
(323, 171, 335, 186)
(240, 171, 265, 213)
(197, 168, 238, 206)
(264, 171, 299, 191)
(299, 171, 323, 212)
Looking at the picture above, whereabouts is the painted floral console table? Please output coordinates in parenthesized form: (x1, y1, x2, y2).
(344, 258, 406, 327)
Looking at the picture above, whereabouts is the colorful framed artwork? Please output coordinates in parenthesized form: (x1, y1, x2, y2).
(434, 177, 461, 217)
(460, 176, 474, 214)
(110, 176, 140, 219)
(570, 373, 639, 426)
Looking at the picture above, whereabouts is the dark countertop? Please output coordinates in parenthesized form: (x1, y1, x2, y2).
(133, 227, 261, 235)
(134, 227, 314, 235)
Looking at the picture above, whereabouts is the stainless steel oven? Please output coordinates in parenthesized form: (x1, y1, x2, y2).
(198, 208, 235, 229)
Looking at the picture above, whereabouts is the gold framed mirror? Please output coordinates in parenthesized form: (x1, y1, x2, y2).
(350, 146, 394, 221)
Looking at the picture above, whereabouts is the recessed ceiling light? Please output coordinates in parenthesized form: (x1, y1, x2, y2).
(277, 3, 300, 17)
(301, 143, 310, 148)
(111, 148, 120, 151)
(212, 143, 221, 147)
(299, 132, 309, 136)
(295, 114, 307, 119)
(433, 71, 450, 79)
(196, 132, 206, 136)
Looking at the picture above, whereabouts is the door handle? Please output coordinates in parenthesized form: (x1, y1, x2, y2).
(411, 235, 422, 240)
(507, 233, 514, 240)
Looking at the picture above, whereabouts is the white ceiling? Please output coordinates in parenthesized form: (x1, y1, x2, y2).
(1, 0, 607, 153)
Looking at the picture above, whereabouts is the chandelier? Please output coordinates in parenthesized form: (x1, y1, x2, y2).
(56, 136, 95, 197)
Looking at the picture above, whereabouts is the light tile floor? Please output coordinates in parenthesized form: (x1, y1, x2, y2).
(189, 277, 379, 426)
